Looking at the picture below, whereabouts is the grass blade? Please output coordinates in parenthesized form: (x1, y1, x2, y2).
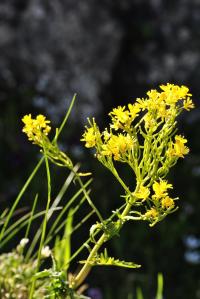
(156, 273, 163, 299)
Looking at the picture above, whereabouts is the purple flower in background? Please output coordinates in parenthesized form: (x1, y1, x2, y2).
(87, 287, 103, 299)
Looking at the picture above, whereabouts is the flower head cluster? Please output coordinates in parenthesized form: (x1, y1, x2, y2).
(152, 179, 172, 199)
(101, 133, 135, 161)
(81, 84, 194, 226)
(134, 185, 150, 201)
(134, 179, 175, 225)
(167, 135, 189, 158)
(146, 179, 175, 221)
(81, 126, 96, 148)
(22, 114, 51, 145)
(109, 104, 140, 130)
(22, 113, 73, 169)
(81, 84, 194, 162)
(144, 208, 158, 220)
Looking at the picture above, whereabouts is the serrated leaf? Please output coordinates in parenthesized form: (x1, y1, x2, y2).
(79, 250, 141, 269)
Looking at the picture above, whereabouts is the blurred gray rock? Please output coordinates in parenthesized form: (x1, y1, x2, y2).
(0, 0, 122, 121)
(1, 0, 200, 122)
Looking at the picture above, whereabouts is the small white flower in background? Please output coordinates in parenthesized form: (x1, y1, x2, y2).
(19, 238, 29, 247)
(41, 246, 51, 258)
(16, 238, 29, 253)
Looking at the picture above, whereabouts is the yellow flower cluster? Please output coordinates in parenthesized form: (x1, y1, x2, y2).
(81, 84, 194, 161)
(161, 196, 175, 209)
(101, 134, 135, 161)
(22, 114, 51, 145)
(167, 135, 189, 158)
(107, 83, 193, 132)
(132, 179, 175, 222)
(183, 97, 195, 111)
(134, 185, 150, 201)
(81, 127, 96, 148)
(152, 179, 175, 209)
(22, 113, 74, 169)
(152, 179, 172, 199)
(144, 208, 158, 220)
(81, 84, 194, 225)
(144, 179, 175, 222)
(109, 104, 140, 130)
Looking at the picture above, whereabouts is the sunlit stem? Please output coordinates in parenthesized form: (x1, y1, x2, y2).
(73, 191, 139, 288)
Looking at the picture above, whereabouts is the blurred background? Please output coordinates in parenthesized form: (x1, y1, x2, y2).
(1, 0, 200, 298)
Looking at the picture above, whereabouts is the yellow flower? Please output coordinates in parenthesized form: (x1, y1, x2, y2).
(147, 89, 160, 102)
(109, 106, 132, 130)
(22, 114, 33, 126)
(136, 98, 147, 110)
(161, 196, 175, 209)
(152, 179, 173, 199)
(128, 103, 141, 120)
(157, 102, 170, 120)
(159, 84, 192, 105)
(22, 114, 51, 144)
(144, 208, 158, 219)
(101, 135, 121, 159)
(43, 125, 51, 135)
(134, 186, 150, 200)
(178, 85, 192, 98)
(183, 97, 195, 111)
(101, 134, 135, 160)
(174, 135, 189, 157)
(175, 135, 187, 144)
(81, 127, 96, 148)
(101, 143, 113, 158)
(110, 119, 122, 130)
(35, 114, 50, 128)
(109, 106, 130, 126)
(167, 135, 189, 158)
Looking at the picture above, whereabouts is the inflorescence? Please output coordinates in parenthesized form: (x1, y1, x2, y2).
(22, 114, 51, 146)
(81, 83, 194, 226)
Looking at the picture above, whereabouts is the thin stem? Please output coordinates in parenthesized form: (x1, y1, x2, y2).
(75, 175, 104, 223)
(55, 94, 77, 142)
(25, 194, 38, 239)
(46, 178, 92, 243)
(29, 149, 51, 299)
(0, 158, 43, 243)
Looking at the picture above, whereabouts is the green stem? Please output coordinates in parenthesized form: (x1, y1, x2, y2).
(29, 150, 51, 299)
(73, 201, 133, 288)
(68, 203, 126, 265)
(73, 233, 106, 288)
(75, 175, 104, 223)
(54, 94, 77, 142)
(0, 158, 44, 243)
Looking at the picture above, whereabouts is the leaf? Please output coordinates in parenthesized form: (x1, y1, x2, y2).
(33, 269, 52, 279)
(79, 249, 141, 269)
(136, 287, 144, 299)
(155, 273, 164, 299)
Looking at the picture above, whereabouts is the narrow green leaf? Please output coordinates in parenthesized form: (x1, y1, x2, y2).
(156, 273, 163, 299)
(136, 288, 144, 299)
